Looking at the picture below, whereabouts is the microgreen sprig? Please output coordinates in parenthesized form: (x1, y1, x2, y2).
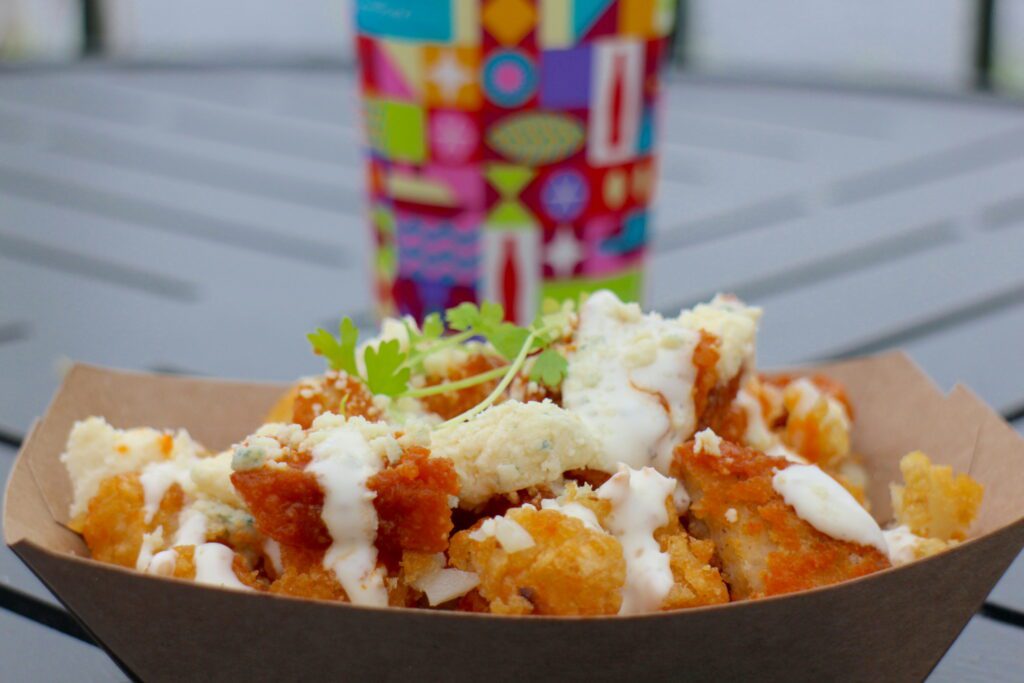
(307, 301, 571, 407)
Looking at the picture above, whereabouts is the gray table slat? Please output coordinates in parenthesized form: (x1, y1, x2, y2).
(1, 443, 61, 606)
(929, 614, 1024, 682)
(0, 609, 125, 682)
(753, 223, 1024, 366)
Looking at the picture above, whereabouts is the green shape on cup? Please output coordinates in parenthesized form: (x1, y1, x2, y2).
(485, 164, 536, 197)
(542, 268, 644, 304)
(373, 100, 425, 163)
(487, 201, 534, 228)
(376, 244, 397, 279)
(372, 205, 395, 236)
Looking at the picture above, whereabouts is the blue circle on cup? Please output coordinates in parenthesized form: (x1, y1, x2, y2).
(542, 169, 589, 221)
(483, 50, 537, 108)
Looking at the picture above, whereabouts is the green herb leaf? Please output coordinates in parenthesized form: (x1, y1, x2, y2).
(421, 312, 444, 340)
(489, 323, 530, 361)
(529, 348, 569, 388)
(307, 317, 359, 375)
(363, 339, 411, 397)
(445, 302, 480, 332)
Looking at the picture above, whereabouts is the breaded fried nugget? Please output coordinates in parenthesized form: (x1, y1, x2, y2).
(692, 332, 747, 444)
(233, 446, 458, 560)
(80, 473, 184, 568)
(673, 441, 889, 599)
(449, 507, 626, 615)
(420, 352, 507, 420)
(890, 451, 983, 541)
(269, 544, 347, 601)
(275, 371, 381, 428)
(654, 502, 730, 609)
(159, 545, 265, 590)
(764, 375, 853, 467)
(367, 445, 459, 568)
(231, 464, 331, 549)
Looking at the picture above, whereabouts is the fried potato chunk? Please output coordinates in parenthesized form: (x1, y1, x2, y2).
(890, 451, 983, 541)
(80, 474, 184, 568)
(673, 440, 889, 599)
(449, 507, 626, 615)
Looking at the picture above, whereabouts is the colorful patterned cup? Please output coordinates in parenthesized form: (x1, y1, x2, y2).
(356, 0, 676, 323)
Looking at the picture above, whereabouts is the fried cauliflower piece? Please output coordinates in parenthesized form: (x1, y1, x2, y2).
(79, 473, 184, 568)
(673, 440, 890, 599)
(61, 416, 200, 522)
(890, 451, 983, 542)
(449, 506, 626, 615)
(431, 400, 603, 508)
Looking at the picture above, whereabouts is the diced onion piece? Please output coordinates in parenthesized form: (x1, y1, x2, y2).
(494, 517, 535, 553)
(416, 568, 480, 606)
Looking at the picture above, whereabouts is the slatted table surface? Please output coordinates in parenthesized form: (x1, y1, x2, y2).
(1, 65, 1022, 681)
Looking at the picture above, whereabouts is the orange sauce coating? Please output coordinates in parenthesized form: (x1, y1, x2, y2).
(674, 440, 889, 598)
(420, 353, 507, 420)
(692, 332, 748, 442)
(292, 371, 381, 429)
(367, 446, 459, 569)
(231, 466, 331, 549)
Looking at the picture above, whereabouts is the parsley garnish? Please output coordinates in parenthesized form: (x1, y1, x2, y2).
(307, 301, 572, 409)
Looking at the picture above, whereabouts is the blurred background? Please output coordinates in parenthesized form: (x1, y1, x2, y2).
(2, 0, 1024, 94)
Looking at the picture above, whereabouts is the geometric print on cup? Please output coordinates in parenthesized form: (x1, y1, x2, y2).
(359, 0, 675, 322)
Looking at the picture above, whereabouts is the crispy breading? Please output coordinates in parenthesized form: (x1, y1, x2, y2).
(80, 473, 184, 568)
(780, 378, 851, 467)
(367, 445, 459, 569)
(654, 500, 730, 609)
(449, 507, 626, 615)
(269, 544, 347, 601)
(164, 545, 265, 590)
(673, 440, 890, 599)
(289, 371, 382, 428)
(420, 352, 507, 420)
(890, 451, 983, 541)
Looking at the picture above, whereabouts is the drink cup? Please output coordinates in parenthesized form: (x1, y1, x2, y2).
(356, 0, 675, 322)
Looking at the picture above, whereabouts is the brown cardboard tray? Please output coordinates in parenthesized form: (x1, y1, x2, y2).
(5, 352, 1024, 682)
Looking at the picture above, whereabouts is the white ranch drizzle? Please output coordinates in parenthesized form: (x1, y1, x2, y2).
(772, 464, 888, 554)
(138, 461, 192, 524)
(135, 527, 164, 571)
(563, 291, 699, 473)
(147, 549, 178, 576)
(263, 538, 284, 575)
(172, 506, 208, 546)
(882, 525, 932, 566)
(193, 543, 252, 591)
(307, 426, 389, 607)
(596, 465, 678, 615)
